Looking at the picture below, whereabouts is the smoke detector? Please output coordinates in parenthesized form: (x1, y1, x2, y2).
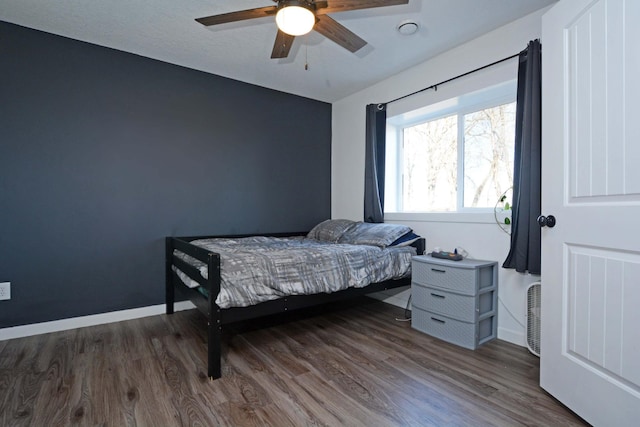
(397, 20, 419, 36)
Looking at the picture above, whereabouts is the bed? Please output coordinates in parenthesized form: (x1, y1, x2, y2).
(165, 220, 425, 379)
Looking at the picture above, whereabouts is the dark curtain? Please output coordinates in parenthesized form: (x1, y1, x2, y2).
(364, 103, 387, 223)
(503, 40, 542, 275)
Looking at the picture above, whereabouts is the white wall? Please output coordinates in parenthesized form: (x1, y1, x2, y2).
(331, 9, 548, 347)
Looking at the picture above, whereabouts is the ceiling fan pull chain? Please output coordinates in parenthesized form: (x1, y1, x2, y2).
(304, 34, 309, 70)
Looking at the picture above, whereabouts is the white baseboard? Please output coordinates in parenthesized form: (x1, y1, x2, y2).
(368, 288, 411, 309)
(1, 300, 528, 350)
(374, 293, 409, 309)
(0, 301, 195, 342)
(498, 326, 526, 347)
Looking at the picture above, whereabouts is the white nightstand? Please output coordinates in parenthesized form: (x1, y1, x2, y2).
(411, 255, 498, 350)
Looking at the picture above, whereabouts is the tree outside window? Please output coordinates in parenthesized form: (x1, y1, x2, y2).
(396, 101, 515, 212)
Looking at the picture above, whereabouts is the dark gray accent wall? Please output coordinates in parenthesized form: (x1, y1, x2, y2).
(0, 22, 332, 328)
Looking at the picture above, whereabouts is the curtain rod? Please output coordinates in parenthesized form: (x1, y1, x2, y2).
(385, 52, 521, 105)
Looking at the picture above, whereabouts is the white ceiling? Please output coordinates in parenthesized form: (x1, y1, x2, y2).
(0, 0, 557, 103)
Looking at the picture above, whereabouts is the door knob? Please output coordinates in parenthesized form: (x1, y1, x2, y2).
(537, 215, 556, 228)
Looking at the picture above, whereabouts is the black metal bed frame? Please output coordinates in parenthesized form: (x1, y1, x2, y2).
(165, 232, 425, 379)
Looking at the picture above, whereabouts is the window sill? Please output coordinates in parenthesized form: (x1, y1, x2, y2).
(384, 211, 499, 224)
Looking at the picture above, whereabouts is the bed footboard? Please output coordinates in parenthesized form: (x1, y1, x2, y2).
(165, 236, 223, 378)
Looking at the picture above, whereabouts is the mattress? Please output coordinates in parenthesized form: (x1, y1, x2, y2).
(173, 236, 415, 309)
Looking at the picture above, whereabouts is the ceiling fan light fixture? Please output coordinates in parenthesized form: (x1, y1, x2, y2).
(276, 1, 315, 36)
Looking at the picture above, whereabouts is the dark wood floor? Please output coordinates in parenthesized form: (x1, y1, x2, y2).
(0, 298, 587, 426)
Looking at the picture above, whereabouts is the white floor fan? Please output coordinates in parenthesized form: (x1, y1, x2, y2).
(526, 282, 541, 357)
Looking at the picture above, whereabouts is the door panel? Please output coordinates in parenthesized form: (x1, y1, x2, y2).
(567, 246, 640, 387)
(568, 0, 639, 201)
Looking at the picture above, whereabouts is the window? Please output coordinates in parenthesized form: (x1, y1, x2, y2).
(385, 81, 516, 214)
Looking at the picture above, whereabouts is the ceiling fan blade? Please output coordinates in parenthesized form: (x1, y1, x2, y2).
(196, 6, 278, 26)
(314, 15, 367, 53)
(271, 30, 296, 59)
(316, 0, 409, 15)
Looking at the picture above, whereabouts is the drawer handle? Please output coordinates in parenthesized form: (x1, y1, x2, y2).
(431, 268, 446, 273)
(431, 317, 446, 324)
(430, 293, 445, 299)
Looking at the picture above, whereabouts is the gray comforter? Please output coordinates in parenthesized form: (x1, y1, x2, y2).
(174, 236, 415, 309)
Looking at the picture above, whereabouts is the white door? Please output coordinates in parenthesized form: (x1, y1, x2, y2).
(540, 0, 640, 425)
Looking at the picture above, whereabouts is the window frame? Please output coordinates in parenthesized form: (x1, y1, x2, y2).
(385, 80, 517, 220)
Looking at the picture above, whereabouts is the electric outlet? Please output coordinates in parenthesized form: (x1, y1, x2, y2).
(0, 282, 10, 301)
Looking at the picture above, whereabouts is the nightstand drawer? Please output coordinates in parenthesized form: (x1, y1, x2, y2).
(412, 307, 496, 350)
(412, 283, 477, 322)
(412, 261, 476, 294)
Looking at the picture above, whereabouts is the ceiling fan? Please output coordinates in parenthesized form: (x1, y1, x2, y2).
(196, 0, 410, 59)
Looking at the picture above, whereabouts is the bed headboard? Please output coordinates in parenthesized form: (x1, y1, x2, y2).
(412, 238, 426, 256)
